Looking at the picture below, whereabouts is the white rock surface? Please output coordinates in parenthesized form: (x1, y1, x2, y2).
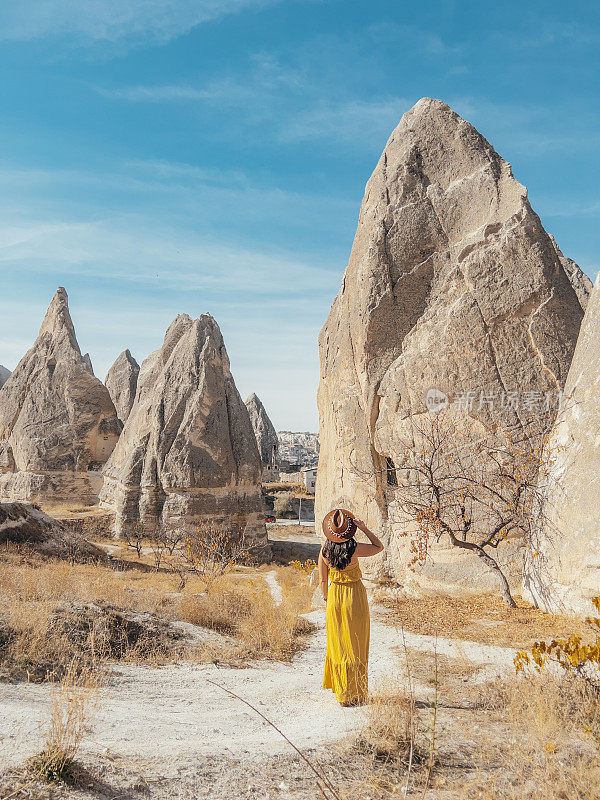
(523, 275, 600, 616)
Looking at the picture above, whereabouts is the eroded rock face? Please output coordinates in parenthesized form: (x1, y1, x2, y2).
(245, 393, 279, 465)
(316, 98, 589, 592)
(0, 288, 121, 505)
(550, 235, 593, 311)
(105, 349, 140, 424)
(100, 314, 269, 555)
(523, 276, 600, 616)
(0, 366, 11, 389)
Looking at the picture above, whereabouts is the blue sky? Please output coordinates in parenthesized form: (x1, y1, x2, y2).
(0, 0, 598, 430)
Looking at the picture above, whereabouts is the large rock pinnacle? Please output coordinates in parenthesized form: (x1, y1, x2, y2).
(315, 98, 589, 591)
(245, 393, 279, 466)
(0, 288, 121, 505)
(99, 313, 269, 555)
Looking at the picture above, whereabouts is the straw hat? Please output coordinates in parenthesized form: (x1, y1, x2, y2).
(322, 508, 357, 543)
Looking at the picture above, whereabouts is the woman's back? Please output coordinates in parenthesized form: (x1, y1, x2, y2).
(327, 560, 362, 582)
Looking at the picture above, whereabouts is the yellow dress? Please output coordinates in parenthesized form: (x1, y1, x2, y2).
(323, 561, 370, 705)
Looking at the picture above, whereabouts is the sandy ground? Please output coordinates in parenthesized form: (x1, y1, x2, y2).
(0, 581, 519, 781)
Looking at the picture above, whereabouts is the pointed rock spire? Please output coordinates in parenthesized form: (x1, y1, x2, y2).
(82, 353, 94, 375)
(100, 314, 269, 555)
(245, 393, 279, 466)
(105, 349, 140, 424)
(0, 366, 11, 389)
(315, 97, 588, 591)
(0, 288, 121, 505)
(38, 286, 79, 349)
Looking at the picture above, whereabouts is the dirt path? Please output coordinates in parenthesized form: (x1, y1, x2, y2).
(0, 590, 519, 779)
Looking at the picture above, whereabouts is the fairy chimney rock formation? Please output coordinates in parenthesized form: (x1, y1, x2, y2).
(82, 353, 94, 375)
(245, 393, 279, 466)
(100, 314, 269, 555)
(0, 366, 11, 388)
(523, 275, 600, 616)
(316, 97, 589, 592)
(0, 288, 121, 505)
(105, 349, 140, 424)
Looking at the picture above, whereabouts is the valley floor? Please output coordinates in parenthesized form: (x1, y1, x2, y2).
(0, 528, 598, 799)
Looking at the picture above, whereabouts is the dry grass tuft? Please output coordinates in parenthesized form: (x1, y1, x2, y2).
(356, 683, 418, 764)
(28, 661, 104, 784)
(453, 673, 600, 799)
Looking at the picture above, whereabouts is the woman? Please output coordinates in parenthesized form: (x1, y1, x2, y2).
(319, 508, 384, 706)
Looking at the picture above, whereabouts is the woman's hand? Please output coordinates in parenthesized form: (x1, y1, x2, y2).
(353, 518, 384, 555)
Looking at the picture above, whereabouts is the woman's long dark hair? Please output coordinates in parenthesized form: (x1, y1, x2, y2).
(323, 538, 357, 570)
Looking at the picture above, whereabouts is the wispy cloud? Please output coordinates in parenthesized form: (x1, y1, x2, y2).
(447, 96, 600, 157)
(0, 0, 283, 44)
(277, 97, 411, 144)
(491, 19, 600, 50)
(0, 215, 339, 296)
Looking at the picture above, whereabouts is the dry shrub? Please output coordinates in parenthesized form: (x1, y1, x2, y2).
(29, 660, 104, 783)
(356, 682, 417, 763)
(178, 590, 254, 635)
(515, 595, 600, 695)
(174, 523, 252, 590)
(273, 492, 294, 517)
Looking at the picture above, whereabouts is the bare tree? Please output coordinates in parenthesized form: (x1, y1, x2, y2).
(174, 522, 251, 591)
(124, 522, 145, 559)
(389, 411, 551, 608)
(148, 524, 186, 571)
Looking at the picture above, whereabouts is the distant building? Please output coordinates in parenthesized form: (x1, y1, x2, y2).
(262, 463, 280, 481)
(303, 467, 317, 493)
(277, 466, 317, 494)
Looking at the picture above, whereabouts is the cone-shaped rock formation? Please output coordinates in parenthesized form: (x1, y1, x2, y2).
(245, 393, 279, 466)
(105, 349, 140, 424)
(315, 98, 589, 590)
(100, 314, 269, 554)
(0, 366, 11, 389)
(0, 288, 121, 505)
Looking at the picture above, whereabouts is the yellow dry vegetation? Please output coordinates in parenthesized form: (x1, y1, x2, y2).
(0, 546, 314, 681)
(378, 590, 591, 648)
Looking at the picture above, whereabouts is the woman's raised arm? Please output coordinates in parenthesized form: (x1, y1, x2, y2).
(318, 546, 330, 601)
(353, 519, 384, 557)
